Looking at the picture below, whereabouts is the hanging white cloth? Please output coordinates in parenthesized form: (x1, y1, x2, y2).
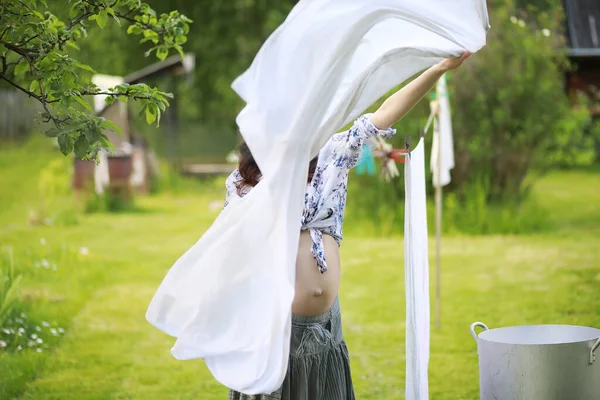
(146, 0, 489, 395)
(94, 150, 110, 195)
(430, 74, 455, 187)
(404, 139, 430, 400)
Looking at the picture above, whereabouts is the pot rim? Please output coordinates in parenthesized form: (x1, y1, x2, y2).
(478, 324, 600, 345)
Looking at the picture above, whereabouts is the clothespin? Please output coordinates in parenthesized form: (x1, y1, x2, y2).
(356, 144, 376, 176)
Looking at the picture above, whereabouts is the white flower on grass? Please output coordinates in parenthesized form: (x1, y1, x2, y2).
(40, 237, 47, 246)
(50, 328, 58, 336)
(1, 328, 10, 334)
(36, 338, 43, 344)
(31, 334, 38, 339)
(510, 16, 517, 24)
(542, 28, 551, 37)
(42, 321, 50, 327)
(58, 328, 64, 334)
(17, 345, 22, 351)
(41, 259, 50, 268)
(518, 19, 526, 27)
(28, 340, 35, 347)
(36, 348, 42, 353)
(35, 326, 41, 332)
(20, 313, 27, 319)
(0, 340, 6, 348)
(79, 247, 89, 256)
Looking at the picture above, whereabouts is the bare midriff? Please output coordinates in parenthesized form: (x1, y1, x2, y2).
(291, 230, 341, 316)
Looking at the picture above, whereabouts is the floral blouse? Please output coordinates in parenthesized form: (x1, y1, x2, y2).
(224, 114, 396, 273)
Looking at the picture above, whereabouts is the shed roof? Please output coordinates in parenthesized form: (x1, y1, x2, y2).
(565, 0, 600, 57)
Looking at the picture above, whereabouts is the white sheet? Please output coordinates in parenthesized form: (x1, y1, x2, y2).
(431, 74, 455, 187)
(146, 0, 489, 395)
(404, 139, 430, 399)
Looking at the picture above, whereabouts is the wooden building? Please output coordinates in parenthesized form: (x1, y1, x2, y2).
(565, 0, 600, 115)
(73, 53, 195, 195)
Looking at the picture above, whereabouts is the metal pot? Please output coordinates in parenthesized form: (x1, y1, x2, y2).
(470, 321, 600, 400)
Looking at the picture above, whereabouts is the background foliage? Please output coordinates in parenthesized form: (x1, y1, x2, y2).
(0, 0, 191, 158)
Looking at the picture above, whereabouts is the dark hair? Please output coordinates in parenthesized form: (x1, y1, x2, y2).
(237, 142, 318, 195)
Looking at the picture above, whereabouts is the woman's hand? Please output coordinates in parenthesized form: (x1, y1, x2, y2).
(370, 51, 472, 130)
(434, 51, 472, 72)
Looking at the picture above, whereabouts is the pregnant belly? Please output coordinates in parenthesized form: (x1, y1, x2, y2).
(291, 231, 341, 316)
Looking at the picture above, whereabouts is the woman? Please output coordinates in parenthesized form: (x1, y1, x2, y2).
(226, 53, 471, 400)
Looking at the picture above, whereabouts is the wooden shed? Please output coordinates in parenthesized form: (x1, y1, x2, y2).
(73, 53, 195, 195)
(565, 0, 600, 115)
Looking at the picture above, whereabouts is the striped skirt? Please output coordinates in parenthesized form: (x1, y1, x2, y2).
(229, 297, 355, 400)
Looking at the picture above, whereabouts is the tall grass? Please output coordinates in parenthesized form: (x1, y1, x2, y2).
(0, 248, 22, 329)
(344, 171, 553, 237)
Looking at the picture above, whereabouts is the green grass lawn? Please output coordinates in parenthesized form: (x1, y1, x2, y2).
(1, 138, 599, 399)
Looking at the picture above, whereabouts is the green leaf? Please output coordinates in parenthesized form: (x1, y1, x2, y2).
(66, 41, 81, 51)
(74, 136, 90, 159)
(156, 46, 168, 61)
(85, 125, 101, 144)
(127, 25, 143, 35)
(101, 119, 123, 136)
(14, 61, 29, 77)
(72, 61, 96, 73)
(61, 72, 75, 87)
(69, 3, 80, 18)
(45, 127, 60, 138)
(30, 80, 40, 94)
(106, 7, 115, 16)
(155, 108, 161, 127)
(99, 134, 114, 151)
(145, 104, 157, 125)
(73, 95, 93, 112)
(143, 29, 159, 39)
(58, 134, 75, 156)
(97, 11, 109, 29)
(173, 44, 185, 60)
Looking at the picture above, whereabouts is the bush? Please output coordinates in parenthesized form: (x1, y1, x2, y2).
(343, 0, 595, 235)
(450, 0, 594, 201)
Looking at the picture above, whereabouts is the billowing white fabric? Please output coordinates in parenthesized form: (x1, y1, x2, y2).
(146, 0, 489, 395)
(404, 139, 430, 400)
(430, 73, 455, 187)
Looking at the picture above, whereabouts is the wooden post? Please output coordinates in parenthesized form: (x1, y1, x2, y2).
(435, 120, 442, 331)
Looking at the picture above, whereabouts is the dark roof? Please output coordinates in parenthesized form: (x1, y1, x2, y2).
(96, 53, 195, 116)
(565, 0, 600, 57)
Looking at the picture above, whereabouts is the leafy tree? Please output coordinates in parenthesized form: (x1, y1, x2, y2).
(0, 0, 192, 159)
(449, 1, 594, 201)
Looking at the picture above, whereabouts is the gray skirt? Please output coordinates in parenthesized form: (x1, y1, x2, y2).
(229, 298, 355, 400)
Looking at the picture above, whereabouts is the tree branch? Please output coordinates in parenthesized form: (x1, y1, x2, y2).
(0, 74, 41, 100)
(0, 39, 38, 59)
